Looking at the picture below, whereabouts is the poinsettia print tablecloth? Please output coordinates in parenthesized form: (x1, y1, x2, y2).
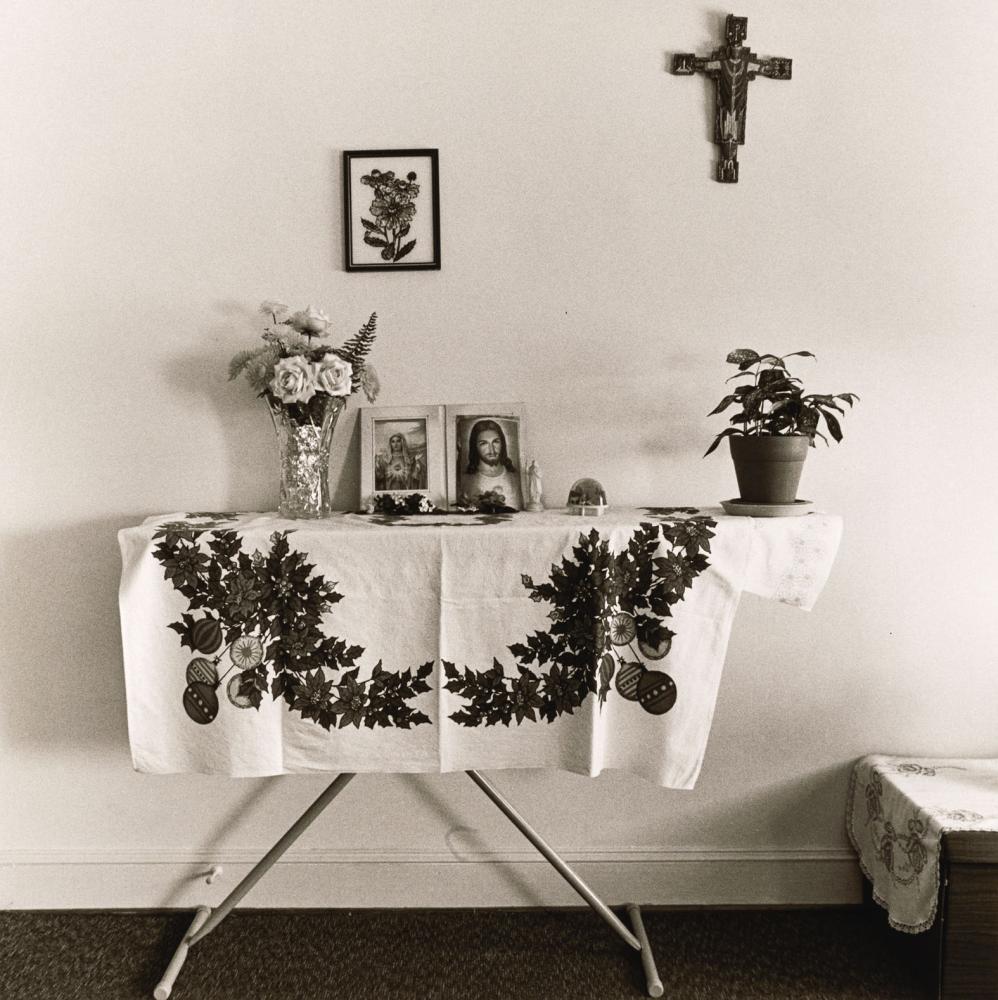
(118, 507, 841, 787)
(848, 754, 998, 932)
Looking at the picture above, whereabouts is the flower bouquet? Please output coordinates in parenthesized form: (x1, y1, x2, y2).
(229, 301, 380, 417)
(229, 301, 381, 517)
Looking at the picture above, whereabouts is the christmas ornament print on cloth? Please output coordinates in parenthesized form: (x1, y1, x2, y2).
(443, 515, 715, 727)
(118, 508, 842, 785)
(150, 515, 432, 732)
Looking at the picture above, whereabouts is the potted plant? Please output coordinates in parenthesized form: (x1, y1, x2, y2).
(704, 349, 858, 504)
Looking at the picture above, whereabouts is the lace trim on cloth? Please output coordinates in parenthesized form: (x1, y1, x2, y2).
(846, 755, 998, 933)
(772, 514, 840, 608)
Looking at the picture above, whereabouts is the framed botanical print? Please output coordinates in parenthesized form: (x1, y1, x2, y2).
(360, 405, 446, 509)
(343, 149, 441, 271)
(444, 403, 527, 512)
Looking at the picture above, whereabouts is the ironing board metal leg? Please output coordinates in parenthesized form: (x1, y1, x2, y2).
(154, 771, 658, 999)
(626, 902, 664, 997)
(465, 769, 642, 952)
(152, 772, 356, 998)
(153, 906, 210, 1000)
(152, 772, 353, 1000)
(187, 771, 355, 946)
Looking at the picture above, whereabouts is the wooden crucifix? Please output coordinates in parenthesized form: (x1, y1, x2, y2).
(673, 15, 791, 183)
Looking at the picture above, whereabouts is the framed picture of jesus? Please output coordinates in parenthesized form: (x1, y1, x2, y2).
(444, 403, 527, 512)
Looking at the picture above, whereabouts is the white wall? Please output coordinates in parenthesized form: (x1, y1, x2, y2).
(3, 0, 997, 908)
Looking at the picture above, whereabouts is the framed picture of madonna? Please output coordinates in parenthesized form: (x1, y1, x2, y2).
(360, 405, 447, 510)
(343, 149, 441, 271)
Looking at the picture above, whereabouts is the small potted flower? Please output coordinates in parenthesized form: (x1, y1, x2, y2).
(705, 349, 858, 504)
(229, 301, 381, 518)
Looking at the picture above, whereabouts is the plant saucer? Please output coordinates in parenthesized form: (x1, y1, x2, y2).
(721, 499, 814, 517)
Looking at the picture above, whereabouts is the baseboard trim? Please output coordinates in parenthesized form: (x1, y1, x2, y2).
(0, 848, 862, 909)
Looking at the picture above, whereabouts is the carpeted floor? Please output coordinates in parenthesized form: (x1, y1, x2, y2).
(0, 907, 931, 1000)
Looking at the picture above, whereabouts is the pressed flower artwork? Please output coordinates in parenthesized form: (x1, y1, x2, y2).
(344, 149, 440, 271)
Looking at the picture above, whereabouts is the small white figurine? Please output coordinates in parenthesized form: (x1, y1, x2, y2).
(526, 459, 544, 512)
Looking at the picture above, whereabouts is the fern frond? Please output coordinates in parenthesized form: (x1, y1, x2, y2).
(336, 312, 378, 367)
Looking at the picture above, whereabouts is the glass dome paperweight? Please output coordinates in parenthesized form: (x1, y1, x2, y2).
(566, 478, 608, 516)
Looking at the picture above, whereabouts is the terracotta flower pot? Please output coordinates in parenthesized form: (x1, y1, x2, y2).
(729, 435, 809, 503)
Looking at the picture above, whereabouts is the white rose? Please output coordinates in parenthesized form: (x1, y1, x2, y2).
(313, 356, 353, 396)
(289, 304, 330, 336)
(269, 356, 317, 404)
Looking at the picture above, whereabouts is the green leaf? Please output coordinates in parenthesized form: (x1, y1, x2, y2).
(782, 350, 816, 360)
(707, 394, 738, 416)
(228, 348, 263, 382)
(797, 407, 820, 434)
(363, 234, 388, 248)
(803, 394, 843, 411)
(756, 354, 786, 368)
(820, 409, 843, 442)
(395, 239, 417, 261)
(361, 218, 379, 232)
(758, 369, 792, 390)
(726, 349, 759, 366)
(704, 427, 742, 457)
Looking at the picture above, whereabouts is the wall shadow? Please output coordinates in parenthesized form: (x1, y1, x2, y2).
(406, 773, 546, 905)
(633, 761, 853, 851)
(156, 775, 289, 908)
(0, 515, 138, 750)
(163, 309, 363, 514)
(163, 307, 274, 512)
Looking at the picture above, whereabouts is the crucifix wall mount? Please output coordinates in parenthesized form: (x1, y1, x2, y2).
(673, 15, 792, 183)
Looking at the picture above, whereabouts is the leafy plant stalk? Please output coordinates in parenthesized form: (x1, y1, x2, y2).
(704, 349, 858, 457)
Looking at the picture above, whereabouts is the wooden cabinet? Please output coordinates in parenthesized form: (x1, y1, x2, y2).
(937, 831, 998, 1000)
(866, 831, 998, 999)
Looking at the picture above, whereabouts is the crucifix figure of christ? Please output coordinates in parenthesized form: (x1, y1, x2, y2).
(673, 15, 791, 183)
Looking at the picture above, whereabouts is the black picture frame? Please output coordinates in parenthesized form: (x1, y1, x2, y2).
(343, 149, 441, 272)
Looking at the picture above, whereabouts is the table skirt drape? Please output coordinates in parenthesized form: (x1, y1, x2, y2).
(118, 507, 841, 787)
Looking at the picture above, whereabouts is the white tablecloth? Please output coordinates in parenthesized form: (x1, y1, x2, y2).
(848, 754, 998, 932)
(118, 507, 841, 787)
